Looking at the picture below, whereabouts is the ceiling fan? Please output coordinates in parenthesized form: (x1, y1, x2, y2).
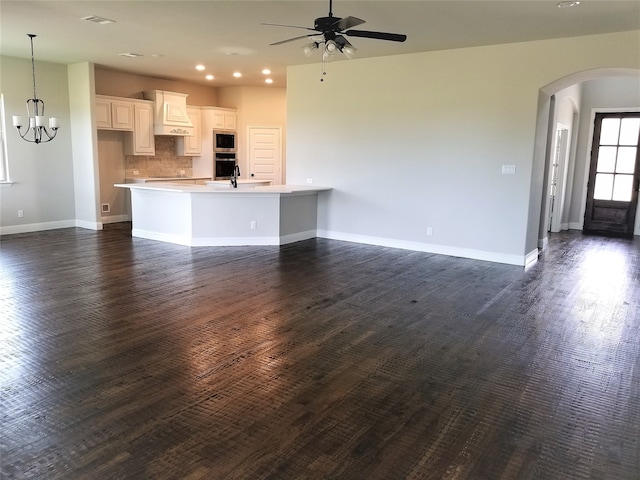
(263, 0, 407, 60)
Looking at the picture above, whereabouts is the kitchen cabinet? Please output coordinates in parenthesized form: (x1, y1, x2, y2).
(124, 101, 155, 156)
(176, 107, 202, 156)
(95, 96, 133, 131)
(212, 108, 237, 131)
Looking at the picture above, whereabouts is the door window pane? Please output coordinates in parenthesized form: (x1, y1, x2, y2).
(594, 173, 614, 200)
(600, 118, 620, 145)
(596, 146, 617, 172)
(616, 147, 637, 174)
(619, 118, 640, 145)
(612, 174, 633, 202)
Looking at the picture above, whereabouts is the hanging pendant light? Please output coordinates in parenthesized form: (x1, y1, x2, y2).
(12, 34, 60, 144)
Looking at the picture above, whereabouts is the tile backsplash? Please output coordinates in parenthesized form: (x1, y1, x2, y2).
(125, 136, 193, 178)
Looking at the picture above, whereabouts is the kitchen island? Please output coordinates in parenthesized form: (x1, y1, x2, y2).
(115, 183, 331, 246)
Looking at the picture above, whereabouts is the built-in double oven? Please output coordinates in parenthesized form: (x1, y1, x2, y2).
(213, 130, 237, 179)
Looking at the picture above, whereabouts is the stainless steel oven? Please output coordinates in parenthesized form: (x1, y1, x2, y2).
(213, 130, 236, 152)
(215, 152, 237, 179)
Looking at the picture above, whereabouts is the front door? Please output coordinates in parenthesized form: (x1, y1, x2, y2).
(584, 112, 640, 237)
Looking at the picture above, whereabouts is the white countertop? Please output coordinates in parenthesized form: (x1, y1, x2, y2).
(115, 183, 332, 195)
(126, 176, 211, 183)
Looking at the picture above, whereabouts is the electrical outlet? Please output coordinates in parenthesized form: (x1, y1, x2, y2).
(18, 209, 24, 218)
(427, 227, 433, 236)
(250, 220, 257, 230)
(501, 165, 516, 175)
(306, 178, 313, 184)
(133, 170, 139, 175)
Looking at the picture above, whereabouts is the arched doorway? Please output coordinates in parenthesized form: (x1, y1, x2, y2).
(526, 68, 640, 255)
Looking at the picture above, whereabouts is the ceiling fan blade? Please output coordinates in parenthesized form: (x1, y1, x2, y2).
(345, 29, 407, 42)
(262, 22, 316, 32)
(333, 16, 365, 31)
(270, 33, 320, 46)
(334, 35, 353, 48)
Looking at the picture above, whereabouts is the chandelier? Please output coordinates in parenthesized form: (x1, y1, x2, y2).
(12, 34, 60, 144)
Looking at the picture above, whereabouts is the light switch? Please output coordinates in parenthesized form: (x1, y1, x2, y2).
(501, 165, 516, 175)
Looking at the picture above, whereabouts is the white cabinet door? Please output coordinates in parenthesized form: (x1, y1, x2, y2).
(176, 107, 202, 156)
(211, 108, 237, 131)
(224, 112, 236, 130)
(95, 96, 133, 131)
(95, 98, 112, 129)
(125, 103, 155, 155)
(111, 101, 133, 130)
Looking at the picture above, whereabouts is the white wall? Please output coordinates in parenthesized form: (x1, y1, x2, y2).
(568, 76, 640, 231)
(68, 62, 101, 229)
(286, 30, 640, 265)
(0, 55, 75, 233)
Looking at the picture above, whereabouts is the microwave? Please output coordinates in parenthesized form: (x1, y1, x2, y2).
(213, 130, 236, 152)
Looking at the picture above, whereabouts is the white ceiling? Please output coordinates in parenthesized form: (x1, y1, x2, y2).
(1, 1, 639, 88)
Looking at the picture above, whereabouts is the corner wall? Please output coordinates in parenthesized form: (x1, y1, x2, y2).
(0, 55, 75, 234)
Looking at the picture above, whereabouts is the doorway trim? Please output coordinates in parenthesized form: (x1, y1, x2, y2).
(579, 107, 640, 235)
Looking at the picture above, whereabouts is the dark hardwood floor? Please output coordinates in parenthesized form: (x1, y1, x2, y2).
(1, 224, 639, 479)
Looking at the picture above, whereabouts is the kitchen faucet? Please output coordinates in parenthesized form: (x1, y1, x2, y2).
(230, 164, 240, 188)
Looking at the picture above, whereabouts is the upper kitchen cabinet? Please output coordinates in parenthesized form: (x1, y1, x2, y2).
(95, 95, 133, 131)
(212, 108, 237, 131)
(176, 107, 202, 156)
(124, 101, 155, 156)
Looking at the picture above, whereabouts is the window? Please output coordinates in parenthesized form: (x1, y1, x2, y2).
(593, 116, 640, 201)
(0, 94, 10, 183)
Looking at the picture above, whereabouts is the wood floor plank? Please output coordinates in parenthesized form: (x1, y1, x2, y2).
(1, 224, 639, 479)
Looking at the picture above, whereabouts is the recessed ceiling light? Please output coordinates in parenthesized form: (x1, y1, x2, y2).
(118, 52, 143, 58)
(195, 64, 205, 71)
(233, 72, 242, 78)
(82, 15, 115, 25)
(557, 1, 580, 7)
(265, 78, 273, 84)
(262, 69, 271, 75)
(206, 74, 214, 81)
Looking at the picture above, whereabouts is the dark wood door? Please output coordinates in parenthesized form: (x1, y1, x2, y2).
(584, 112, 640, 238)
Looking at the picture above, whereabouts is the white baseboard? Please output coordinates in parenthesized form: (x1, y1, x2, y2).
(317, 230, 528, 266)
(75, 219, 103, 230)
(190, 236, 280, 246)
(132, 228, 318, 247)
(538, 236, 548, 250)
(0, 219, 76, 236)
(279, 230, 318, 245)
(132, 228, 192, 246)
(101, 214, 130, 224)
(568, 222, 583, 231)
(524, 249, 539, 270)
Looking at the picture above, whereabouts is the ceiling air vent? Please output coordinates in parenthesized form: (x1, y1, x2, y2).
(82, 15, 115, 24)
(118, 52, 143, 58)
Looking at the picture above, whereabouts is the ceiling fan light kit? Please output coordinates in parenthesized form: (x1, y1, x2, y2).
(265, 0, 406, 79)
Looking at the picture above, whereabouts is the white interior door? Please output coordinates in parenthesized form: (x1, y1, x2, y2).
(548, 126, 570, 233)
(248, 127, 282, 185)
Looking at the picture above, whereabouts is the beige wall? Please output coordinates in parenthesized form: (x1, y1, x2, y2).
(218, 86, 287, 181)
(95, 67, 218, 105)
